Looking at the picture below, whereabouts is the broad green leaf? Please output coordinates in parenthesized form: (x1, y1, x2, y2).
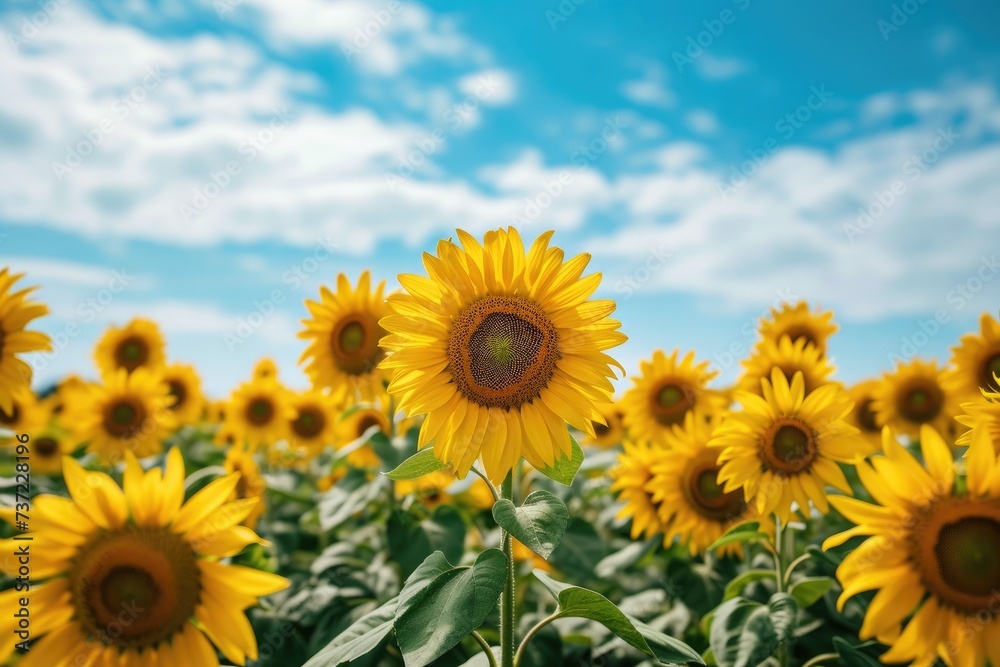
(709, 597, 762, 667)
(384, 448, 449, 481)
(394, 549, 508, 667)
(533, 570, 704, 665)
(536, 434, 584, 486)
(387, 505, 466, 578)
(302, 598, 398, 667)
(549, 520, 609, 581)
(767, 593, 798, 643)
(833, 638, 883, 667)
(723, 570, 776, 601)
(735, 605, 777, 667)
(708, 521, 770, 552)
(789, 577, 834, 608)
(397, 551, 455, 616)
(595, 537, 659, 578)
(492, 490, 570, 559)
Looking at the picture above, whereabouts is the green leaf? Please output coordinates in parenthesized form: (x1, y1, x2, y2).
(833, 638, 883, 667)
(789, 577, 834, 608)
(387, 505, 466, 578)
(595, 537, 659, 578)
(368, 431, 415, 471)
(394, 549, 508, 667)
(492, 490, 570, 559)
(397, 551, 455, 616)
(302, 598, 398, 667)
(723, 570, 776, 601)
(384, 448, 449, 481)
(549, 520, 609, 581)
(734, 605, 777, 667)
(535, 434, 584, 486)
(533, 570, 704, 665)
(709, 597, 762, 667)
(767, 593, 798, 643)
(708, 521, 770, 552)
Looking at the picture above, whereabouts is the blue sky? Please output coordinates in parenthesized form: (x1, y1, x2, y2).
(1, 0, 999, 396)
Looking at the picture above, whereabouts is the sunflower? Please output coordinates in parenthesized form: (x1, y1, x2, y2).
(610, 440, 665, 540)
(253, 357, 279, 380)
(622, 349, 725, 447)
(945, 311, 1000, 401)
(0, 448, 288, 666)
(334, 405, 390, 469)
(711, 368, 867, 522)
(205, 398, 228, 424)
(738, 335, 837, 398)
(299, 271, 391, 404)
(872, 358, 960, 441)
(287, 389, 339, 456)
(956, 387, 1000, 452)
(379, 228, 626, 483)
(847, 379, 884, 451)
(824, 426, 1000, 666)
(94, 317, 167, 376)
(225, 444, 267, 530)
(16, 429, 74, 476)
(395, 469, 455, 510)
(64, 368, 176, 461)
(223, 376, 294, 450)
(162, 362, 205, 426)
(0, 388, 49, 441)
(40, 374, 88, 428)
(583, 403, 626, 448)
(755, 300, 838, 357)
(0, 268, 51, 413)
(648, 411, 760, 555)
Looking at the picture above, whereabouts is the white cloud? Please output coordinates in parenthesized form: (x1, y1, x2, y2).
(621, 62, 674, 108)
(685, 109, 719, 135)
(693, 53, 747, 80)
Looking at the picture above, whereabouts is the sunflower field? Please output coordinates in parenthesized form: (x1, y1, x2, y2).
(2, 228, 1000, 667)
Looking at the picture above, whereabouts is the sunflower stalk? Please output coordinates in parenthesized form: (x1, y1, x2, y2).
(500, 471, 517, 667)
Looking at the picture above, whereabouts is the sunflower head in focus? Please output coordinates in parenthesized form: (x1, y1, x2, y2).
(0, 388, 49, 442)
(299, 271, 390, 404)
(824, 426, 1000, 666)
(649, 411, 761, 556)
(583, 403, 626, 448)
(0, 268, 52, 413)
(945, 311, 1000, 401)
(287, 389, 339, 456)
(94, 317, 166, 376)
(380, 228, 626, 483)
(65, 368, 176, 461)
(224, 376, 294, 450)
(738, 335, 836, 399)
(711, 368, 866, 522)
(610, 440, 665, 541)
(0, 448, 288, 666)
(225, 443, 267, 530)
(162, 362, 205, 426)
(846, 379, 883, 451)
(872, 358, 959, 441)
(756, 300, 838, 357)
(622, 349, 726, 447)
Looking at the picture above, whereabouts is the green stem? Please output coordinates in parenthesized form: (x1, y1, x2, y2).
(471, 631, 498, 667)
(772, 515, 789, 667)
(500, 472, 516, 667)
(513, 612, 559, 666)
(470, 465, 502, 504)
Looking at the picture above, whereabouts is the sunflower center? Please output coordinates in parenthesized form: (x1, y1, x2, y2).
(684, 449, 746, 521)
(292, 406, 326, 439)
(761, 419, 818, 474)
(71, 526, 199, 648)
(246, 397, 275, 426)
(980, 354, 1000, 393)
(935, 517, 1000, 598)
(447, 296, 560, 410)
(115, 336, 149, 372)
(782, 326, 817, 350)
(33, 436, 59, 457)
(167, 380, 187, 409)
(897, 379, 944, 423)
(356, 413, 384, 438)
(0, 403, 20, 426)
(330, 315, 385, 376)
(650, 382, 693, 426)
(856, 398, 879, 433)
(103, 399, 146, 437)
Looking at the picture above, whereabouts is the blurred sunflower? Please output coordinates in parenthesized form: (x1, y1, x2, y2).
(162, 362, 205, 425)
(94, 317, 166, 375)
(622, 349, 725, 447)
(65, 368, 176, 461)
(738, 335, 836, 398)
(0, 388, 49, 441)
(712, 368, 866, 522)
(380, 228, 626, 483)
(253, 357, 279, 380)
(224, 376, 294, 450)
(583, 403, 626, 448)
(299, 271, 390, 404)
(648, 411, 759, 556)
(22, 429, 74, 476)
(610, 440, 665, 540)
(205, 398, 228, 424)
(956, 386, 1000, 452)
(395, 469, 455, 510)
(40, 374, 88, 428)
(0, 449, 288, 666)
(945, 311, 1000, 400)
(824, 426, 1000, 666)
(0, 268, 51, 413)
(225, 444, 267, 530)
(287, 390, 339, 455)
(872, 358, 959, 440)
(756, 300, 838, 356)
(847, 379, 884, 451)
